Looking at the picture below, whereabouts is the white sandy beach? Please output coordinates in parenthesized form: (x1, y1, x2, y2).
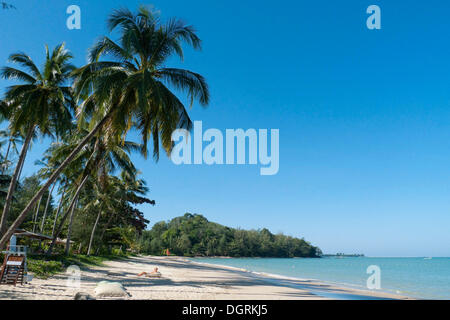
(0, 255, 411, 300)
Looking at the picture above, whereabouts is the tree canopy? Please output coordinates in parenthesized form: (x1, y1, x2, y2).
(139, 213, 322, 258)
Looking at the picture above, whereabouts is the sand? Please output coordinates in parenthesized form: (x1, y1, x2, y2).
(0, 255, 411, 300)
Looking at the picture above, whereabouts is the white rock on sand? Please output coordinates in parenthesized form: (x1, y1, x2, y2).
(0, 255, 410, 300)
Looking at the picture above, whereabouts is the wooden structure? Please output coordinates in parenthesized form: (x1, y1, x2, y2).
(0, 255, 25, 286)
(0, 229, 53, 286)
(14, 229, 53, 241)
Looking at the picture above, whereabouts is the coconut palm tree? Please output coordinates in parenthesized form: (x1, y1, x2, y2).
(46, 127, 140, 255)
(74, 6, 209, 158)
(48, 174, 88, 253)
(33, 136, 77, 235)
(38, 140, 72, 237)
(0, 6, 209, 249)
(31, 153, 57, 234)
(66, 134, 139, 255)
(95, 170, 153, 246)
(0, 44, 75, 238)
(85, 171, 153, 256)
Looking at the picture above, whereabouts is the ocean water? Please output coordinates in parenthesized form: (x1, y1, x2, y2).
(191, 257, 450, 299)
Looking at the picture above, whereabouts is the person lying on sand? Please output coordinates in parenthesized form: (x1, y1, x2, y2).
(138, 267, 162, 278)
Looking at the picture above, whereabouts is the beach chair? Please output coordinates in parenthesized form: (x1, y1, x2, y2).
(0, 255, 26, 286)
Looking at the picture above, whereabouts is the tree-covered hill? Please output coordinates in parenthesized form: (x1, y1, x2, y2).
(139, 213, 322, 258)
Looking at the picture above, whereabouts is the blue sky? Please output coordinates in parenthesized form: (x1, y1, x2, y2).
(1, 0, 450, 257)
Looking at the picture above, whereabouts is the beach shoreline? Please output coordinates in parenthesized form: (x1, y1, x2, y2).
(0, 255, 412, 300)
(183, 258, 413, 300)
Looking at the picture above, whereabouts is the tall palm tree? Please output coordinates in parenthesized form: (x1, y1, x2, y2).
(45, 133, 94, 255)
(0, 6, 209, 249)
(47, 174, 88, 254)
(0, 44, 75, 238)
(34, 137, 76, 235)
(74, 6, 209, 158)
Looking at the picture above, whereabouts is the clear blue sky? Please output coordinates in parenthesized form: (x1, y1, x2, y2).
(1, 0, 450, 257)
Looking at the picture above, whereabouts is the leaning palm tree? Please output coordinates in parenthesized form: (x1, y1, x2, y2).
(0, 44, 75, 238)
(75, 6, 209, 158)
(34, 154, 59, 233)
(46, 125, 140, 255)
(0, 6, 209, 249)
(33, 125, 77, 235)
(65, 133, 139, 255)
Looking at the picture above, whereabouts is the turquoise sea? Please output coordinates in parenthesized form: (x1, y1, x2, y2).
(191, 257, 450, 299)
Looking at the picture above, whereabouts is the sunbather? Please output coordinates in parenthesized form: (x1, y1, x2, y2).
(138, 267, 161, 278)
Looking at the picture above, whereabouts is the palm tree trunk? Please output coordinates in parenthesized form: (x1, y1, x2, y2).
(98, 213, 115, 243)
(32, 195, 43, 233)
(0, 125, 34, 238)
(87, 210, 102, 256)
(94, 213, 115, 255)
(46, 175, 88, 255)
(15, 146, 26, 184)
(51, 187, 66, 238)
(0, 111, 113, 249)
(64, 198, 78, 255)
(2, 138, 11, 174)
(39, 182, 56, 233)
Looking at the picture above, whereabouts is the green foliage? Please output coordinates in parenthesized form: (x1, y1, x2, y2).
(27, 259, 64, 279)
(27, 253, 129, 279)
(9, 175, 53, 229)
(139, 213, 321, 258)
(68, 171, 152, 255)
